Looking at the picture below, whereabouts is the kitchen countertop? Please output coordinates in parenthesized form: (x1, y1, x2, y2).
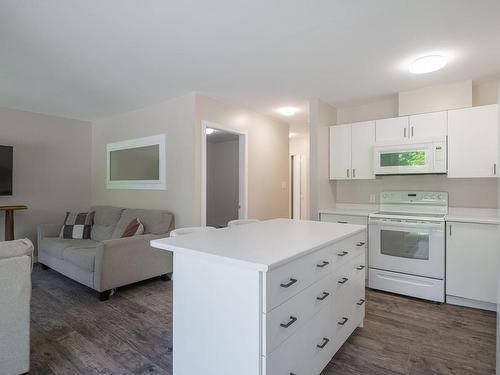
(445, 207, 500, 225)
(151, 218, 365, 272)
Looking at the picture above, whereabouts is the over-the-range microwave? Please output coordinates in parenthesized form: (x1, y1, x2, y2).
(374, 137, 447, 175)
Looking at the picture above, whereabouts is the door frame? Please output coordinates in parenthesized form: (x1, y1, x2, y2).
(201, 120, 248, 226)
(290, 154, 302, 220)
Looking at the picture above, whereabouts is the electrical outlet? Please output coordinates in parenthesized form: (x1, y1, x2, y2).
(369, 194, 376, 203)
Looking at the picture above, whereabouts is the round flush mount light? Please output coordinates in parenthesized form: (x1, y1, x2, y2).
(409, 55, 447, 74)
(206, 128, 215, 135)
(276, 106, 300, 116)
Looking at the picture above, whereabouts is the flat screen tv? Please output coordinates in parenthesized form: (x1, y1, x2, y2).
(0, 145, 13, 196)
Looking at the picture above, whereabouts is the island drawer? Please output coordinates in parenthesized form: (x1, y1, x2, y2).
(265, 274, 334, 354)
(330, 231, 366, 270)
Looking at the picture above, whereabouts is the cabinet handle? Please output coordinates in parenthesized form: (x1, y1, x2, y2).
(357, 299, 366, 306)
(346, 168, 350, 178)
(338, 277, 348, 284)
(494, 163, 497, 176)
(404, 127, 407, 138)
(449, 225, 452, 237)
(316, 337, 330, 349)
(316, 260, 330, 268)
(356, 265, 365, 270)
(356, 241, 365, 247)
(280, 316, 297, 328)
(352, 168, 356, 178)
(337, 221, 348, 224)
(316, 291, 330, 301)
(280, 278, 297, 288)
(337, 251, 348, 257)
(411, 126, 414, 137)
(338, 317, 349, 325)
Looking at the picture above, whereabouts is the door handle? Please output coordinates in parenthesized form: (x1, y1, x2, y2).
(316, 260, 330, 268)
(280, 316, 297, 328)
(316, 291, 330, 301)
(338, 317, 349, 325)
(280, 278, 297, 288)
(316, 337, 330, 349)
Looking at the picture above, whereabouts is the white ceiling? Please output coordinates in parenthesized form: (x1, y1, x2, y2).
(1, 0, 500, 121)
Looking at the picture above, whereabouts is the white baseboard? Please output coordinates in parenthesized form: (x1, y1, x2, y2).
(446, 295, 496, 312)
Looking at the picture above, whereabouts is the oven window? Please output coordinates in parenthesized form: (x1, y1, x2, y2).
(380, 230, 429, 260)
(380, 151, 426, 167)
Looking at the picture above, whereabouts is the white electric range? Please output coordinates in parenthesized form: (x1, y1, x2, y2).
(368, 191, 448, 302)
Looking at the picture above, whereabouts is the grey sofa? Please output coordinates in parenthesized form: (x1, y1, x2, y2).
(38, 206, 174, 300)
(0, 238, 34, 375)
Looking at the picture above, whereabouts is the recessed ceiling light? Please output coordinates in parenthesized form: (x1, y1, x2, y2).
(409, 55, 447, 74)
(206, 128, 215, 135)
(276, 106, 300, 116)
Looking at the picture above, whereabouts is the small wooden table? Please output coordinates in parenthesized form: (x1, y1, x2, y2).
(0, 205, 27, 241)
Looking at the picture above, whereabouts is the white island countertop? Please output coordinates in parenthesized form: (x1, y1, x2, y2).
(151, 218, 365, 272)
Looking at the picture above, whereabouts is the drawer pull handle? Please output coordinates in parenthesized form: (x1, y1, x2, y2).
(280, 316, 297, 328)
(337, 221, 348, 224)
(316, 337, 330, 349)
(357, 299, 365, 306)
(337, 251, 348, 257)
(356, 242, 366, 247)
(338, 317, 349, 325)
(280, 278, 297, 288)
(338, 277, 348, 284)
(356, 265, 365, 270)
(316, 292, 330, 301)
(316, 260, 330, 268)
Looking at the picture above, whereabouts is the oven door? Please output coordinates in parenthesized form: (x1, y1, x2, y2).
(374, 142, 434, 175)
(369, 218, 445, 279)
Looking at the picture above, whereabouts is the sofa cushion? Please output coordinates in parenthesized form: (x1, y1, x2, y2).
(111, 209, 174, 238)
(90, 206, 124, 241)
(39, 238, 99, 260)
(62, 247, 98, 272)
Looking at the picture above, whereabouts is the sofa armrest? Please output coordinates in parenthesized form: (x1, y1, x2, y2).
(93, 234, 172, 292)
(37, 223, 62, 241)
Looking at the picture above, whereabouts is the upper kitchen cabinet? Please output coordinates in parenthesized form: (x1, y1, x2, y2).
(448, 104, 498, 178)
(330, 121, 375, 180)
(375, 116, 409, 141)
(408, 111, 447, 139)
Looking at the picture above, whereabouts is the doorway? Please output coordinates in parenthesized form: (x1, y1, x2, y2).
(290, 154, 302, 219)
(201, 121, 248, 227)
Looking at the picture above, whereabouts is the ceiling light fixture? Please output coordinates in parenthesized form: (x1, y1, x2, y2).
(276, 106, 300, 116)
(409, 55, 447, 74)
(206, 128, 215, 135)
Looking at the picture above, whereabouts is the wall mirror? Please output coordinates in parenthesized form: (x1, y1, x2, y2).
(107, 134, 166, 190)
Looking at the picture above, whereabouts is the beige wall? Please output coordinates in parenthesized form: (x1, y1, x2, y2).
(337, 97, 398, 124)
(206, 139, 239, 227)
(91, 93, 199, 227)
(196, 94, 289, 221)
(0, 108, 92, 244)
(309, 99, 337, 219)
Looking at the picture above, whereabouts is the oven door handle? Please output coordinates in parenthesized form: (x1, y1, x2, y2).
(368, 219, 443, 230)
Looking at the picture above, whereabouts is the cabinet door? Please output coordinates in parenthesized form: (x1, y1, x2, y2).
(409, 111, 447, 139)
(446, 222, 499, 304)
(448, 104, 499, 178)
(329, 125, 352, 180)
(351, 121, 375, 179)
(375, 116, 409, 142)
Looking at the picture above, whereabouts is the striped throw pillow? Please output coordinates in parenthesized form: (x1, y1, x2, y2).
(121, 218, 145, 238)
(60, 211, 95, 239)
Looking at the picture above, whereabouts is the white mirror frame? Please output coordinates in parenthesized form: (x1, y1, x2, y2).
(106, 134, 166, 190)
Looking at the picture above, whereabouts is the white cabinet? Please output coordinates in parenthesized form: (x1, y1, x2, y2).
(329, 121, 375, 180)
(446, 221, 499, 306)
(329, 124, 351, 180)
(375, 111, 447, 142)
(448, 104, 499, 178)
(409, 111, 447, 139)
(375, 116, 409, 141)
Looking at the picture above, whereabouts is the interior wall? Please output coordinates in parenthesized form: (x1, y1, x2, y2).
(337, 97, 398, 124)
(91, 93, 199, 228)
(206, 139, 239, 227)
(196, 94, 289, 221)
(0, 108, 92, 245)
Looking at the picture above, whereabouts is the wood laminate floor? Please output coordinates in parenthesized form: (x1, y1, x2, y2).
(30, 265, 496, 375)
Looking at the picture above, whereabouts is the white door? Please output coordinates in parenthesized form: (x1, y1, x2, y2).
(375, 116, 409, 142)
(291, 155, 301, 220)
(351, 121, 375, 179)
(448, 104, 498, 178)
(329, 124, 352, 180)
(409, 111, 447, 139)
(446, 222, 498, 303)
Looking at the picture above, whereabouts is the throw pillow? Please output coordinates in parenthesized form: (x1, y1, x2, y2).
(60, 211, 95, 239)
(121, 218, 145, 238)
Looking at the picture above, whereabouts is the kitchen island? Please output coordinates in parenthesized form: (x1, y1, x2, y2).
(151, 218, 366, 375)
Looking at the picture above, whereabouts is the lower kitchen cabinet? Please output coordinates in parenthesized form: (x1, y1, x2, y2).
(446, 221, 499, 309)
